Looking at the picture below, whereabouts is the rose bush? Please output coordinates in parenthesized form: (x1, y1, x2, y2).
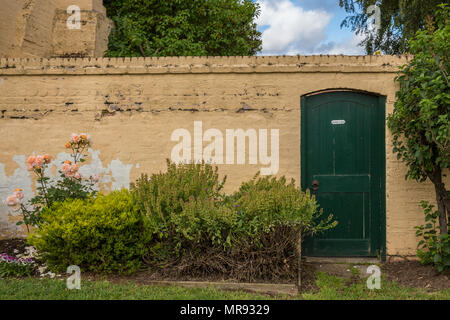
(5, 133, 99, 231)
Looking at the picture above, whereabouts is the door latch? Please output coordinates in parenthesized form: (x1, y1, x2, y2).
(311, 179, 319, 191)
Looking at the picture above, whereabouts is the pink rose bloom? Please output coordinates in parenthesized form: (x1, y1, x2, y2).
(70, 164, 79, 176)
(6, 195, 19, 206)
(61, 163, 79, 177)
(26, 156, 36, 165)
(91, 174, 100, 183)
(34, 155, 44, 166)
(74, 173, 81, 179)
(71, 133, 80, 143)
(61, 163, 70, 173)
(13, 189, 24, 200)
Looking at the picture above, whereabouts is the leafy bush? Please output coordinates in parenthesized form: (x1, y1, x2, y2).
(104, 0, 262, 57)
(231, 173, 337, 240)
(415, 200, 450, 273)
(170, 198, 237, 249)
(28, 190, 149, 274)
(132, 162, 336, 281)
(132, 160, 226, 240)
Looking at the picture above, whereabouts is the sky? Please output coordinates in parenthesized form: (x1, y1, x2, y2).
(254, 0, 366, 55)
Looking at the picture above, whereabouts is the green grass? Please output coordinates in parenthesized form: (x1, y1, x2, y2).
(0, 278, 274, 300)
(1, 272, 449, 300)
(302, 272, 450, 300)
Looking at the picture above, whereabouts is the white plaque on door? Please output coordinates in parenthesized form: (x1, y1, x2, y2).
(331, 120, 346, 125)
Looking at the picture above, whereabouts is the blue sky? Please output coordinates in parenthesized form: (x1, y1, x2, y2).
(254, 0, 366, 55)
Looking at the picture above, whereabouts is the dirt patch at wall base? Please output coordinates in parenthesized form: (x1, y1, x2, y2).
(0, 238, 27, 256)
(382, 261, 450, 291)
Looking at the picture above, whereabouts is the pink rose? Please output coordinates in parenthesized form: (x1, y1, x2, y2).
(34, 155, 44, 166)
(6, 195, 19, 206)
(13, 189, 24, 200)
(26, 156, 36, 165)
(71, 133, 80, 143)
(61, 162, 79, 177)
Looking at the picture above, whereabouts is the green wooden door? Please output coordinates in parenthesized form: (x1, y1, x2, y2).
(301, 91, 386, 257)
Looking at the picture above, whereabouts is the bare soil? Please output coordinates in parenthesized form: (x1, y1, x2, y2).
(0, 238, 27, 256)
(381, 260, 450, 292)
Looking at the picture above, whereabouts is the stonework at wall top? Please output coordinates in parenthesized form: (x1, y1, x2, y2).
(0, 55, 411, 75)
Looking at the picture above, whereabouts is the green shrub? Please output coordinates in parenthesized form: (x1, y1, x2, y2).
(170, 198, 237, 249)
(28, 189, 149, 274)
(232, 173, 337, 241)
(415, 200, 450, 273)
(131, 160, 226, 239)
(132, 162, 336, 281)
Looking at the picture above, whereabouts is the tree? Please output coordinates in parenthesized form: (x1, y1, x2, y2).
(387, 4, 449, 235)
(103, 0, 262, 57)
(339, 0, 448, 54)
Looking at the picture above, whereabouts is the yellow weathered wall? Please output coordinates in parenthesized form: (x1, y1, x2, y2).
(0, 0, 26, 57)
(0, 55, 447, 256)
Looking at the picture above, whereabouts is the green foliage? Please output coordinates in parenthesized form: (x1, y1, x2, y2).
(387, 5, 449, 235)
(415, 201, 450, 273)
(170, 198, 237, 249)
(339, 0, 448, 54)
(103, 0, 262, 57)
(14, 135, 97, 231)
(0, 259, 34, 278)
(132, 160, 226, 239)
(19, 176, 97, 230)
(45, 175, 96, 205)
(28, 190, 149, 274)
(388, 5, 449, 181)
(231, 173, 337, 239)
(132, 162, 336, 270)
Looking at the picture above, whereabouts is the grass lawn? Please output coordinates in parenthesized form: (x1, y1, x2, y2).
(0, 278, 274, 300)
(302, 272, 450, 300)
(0, 272, 449, 300)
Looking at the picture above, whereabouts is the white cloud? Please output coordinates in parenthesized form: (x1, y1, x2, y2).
(256, 0, 332, 55)
(325, 33, 366, 55)
(256, 0, 367, 56)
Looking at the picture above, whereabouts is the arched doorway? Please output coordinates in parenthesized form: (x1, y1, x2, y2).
(301, 90, 386, 258)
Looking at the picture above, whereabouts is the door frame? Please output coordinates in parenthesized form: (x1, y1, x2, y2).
(300, 90, 386, 260)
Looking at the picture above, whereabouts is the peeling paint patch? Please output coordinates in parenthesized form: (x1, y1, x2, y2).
(0, 155, 33, 238)
(0, 149, 134, 239)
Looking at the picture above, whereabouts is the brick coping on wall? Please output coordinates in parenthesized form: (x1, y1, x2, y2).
(0, 55, 411, 75)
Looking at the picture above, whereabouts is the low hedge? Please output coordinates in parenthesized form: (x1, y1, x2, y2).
(28, 190, 149, 274)
(31, 162, 336, 280)
(132, 162, 336, 281)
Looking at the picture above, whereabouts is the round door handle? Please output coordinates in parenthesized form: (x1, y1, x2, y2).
(311, 180, 319, 191)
